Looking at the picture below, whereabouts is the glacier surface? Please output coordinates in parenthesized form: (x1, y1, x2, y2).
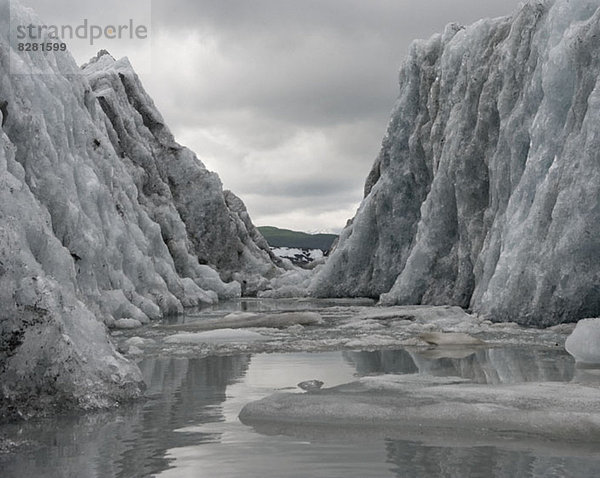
(0, 0, 280, 418)
(311, 0, 600, 326)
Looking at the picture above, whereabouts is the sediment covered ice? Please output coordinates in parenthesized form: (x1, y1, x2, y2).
(120, 303, 572, 359)
(162, 311, 323, 332)
(311, 0, 600, 326)
(240, 374, 600, 444)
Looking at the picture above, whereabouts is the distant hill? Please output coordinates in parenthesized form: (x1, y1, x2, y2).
(258, 226, 338, 251)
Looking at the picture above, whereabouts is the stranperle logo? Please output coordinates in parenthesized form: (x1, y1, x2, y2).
(16, 19, 149, 46)
(9, 0, 152, 75)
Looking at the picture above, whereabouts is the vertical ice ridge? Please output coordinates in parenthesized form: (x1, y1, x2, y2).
(312, 0, 600, 326)
(83, 54, 282, 296)
(0, 0, 280, 418)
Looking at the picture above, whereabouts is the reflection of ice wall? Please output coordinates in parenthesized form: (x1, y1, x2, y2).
(1, 355, 250, 477)
(312, 0, 600, 326)
(384, 439, 597, 478)
(343, 348, 574, 384)
(0, 0, 277, 418)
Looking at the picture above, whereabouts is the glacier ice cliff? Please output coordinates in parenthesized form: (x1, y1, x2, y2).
(82, 53, 282, 299)
(0, 0, 280, 419)
(311, 0, 600, 327)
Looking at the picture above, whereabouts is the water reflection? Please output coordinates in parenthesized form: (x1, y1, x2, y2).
(240, 417, 600, 477)
(386, 440, 511, 478)
(0, 347, 594, 478)
(384, 439, 600, 478)
(344, 349, 419, 376)
(0, 355, 249, 478)
(344, 346, 575, 384)
(119, 355, 250, 476)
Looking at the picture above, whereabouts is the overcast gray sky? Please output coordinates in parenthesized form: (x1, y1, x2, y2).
(21, 0, 524, 232)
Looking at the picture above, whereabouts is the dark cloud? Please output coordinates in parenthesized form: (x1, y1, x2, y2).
(142, 0, 523, 231)
(22, 0, 524, 232)
(235, 176, 361, 199)
(151, 0, 520, 40)
(148, 0, 524, 128)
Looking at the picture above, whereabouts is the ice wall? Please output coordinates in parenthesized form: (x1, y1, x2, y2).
(0, 0, 278, 418)
(82, 53, 282, 297)
(312, 0, 600, 326)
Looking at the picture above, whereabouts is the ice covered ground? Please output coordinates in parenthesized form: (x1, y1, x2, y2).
(239, 375, 600, 452)
(112, 299, 574, 359)
(106, 298, 600, 454)
(4, 347, 596, 478)
(3, 299, 599, 476)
